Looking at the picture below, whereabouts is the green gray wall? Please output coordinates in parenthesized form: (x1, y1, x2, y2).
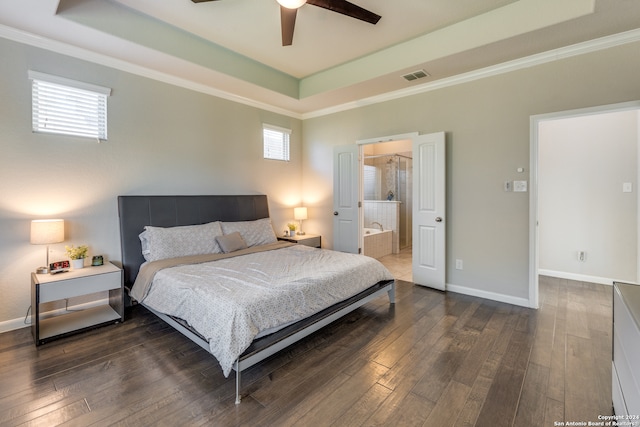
(302, 41, 640, 304)
(2, 35, 639, 327)
(0, 38, 302, 328)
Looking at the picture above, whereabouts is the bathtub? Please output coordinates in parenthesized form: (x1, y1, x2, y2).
(364, 227, 384, 235)
(363, 228, 393, 259)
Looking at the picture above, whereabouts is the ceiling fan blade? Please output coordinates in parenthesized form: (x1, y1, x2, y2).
(306, 0, 380, 25)
(280, 6, 297, 46)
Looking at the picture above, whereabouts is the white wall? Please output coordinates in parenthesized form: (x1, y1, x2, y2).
(302, 41, 640, 305)
(0, 38, 303, 330)
(539, 111, 638, 283)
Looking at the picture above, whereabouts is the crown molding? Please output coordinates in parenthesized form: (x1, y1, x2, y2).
(0, 24, 304, 120)
(2, 23, 639, 121)
(302, 28, 640, 120)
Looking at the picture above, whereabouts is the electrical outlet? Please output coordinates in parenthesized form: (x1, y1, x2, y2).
(455, 259, 463, 270)
(578, 251, 586, 262)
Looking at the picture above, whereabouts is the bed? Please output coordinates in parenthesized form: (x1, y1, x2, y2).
(117, 195, 395, 404)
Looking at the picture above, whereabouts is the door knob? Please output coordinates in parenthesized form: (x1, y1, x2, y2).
(435, 217, 443, 222)
(333, 211, 339, 216)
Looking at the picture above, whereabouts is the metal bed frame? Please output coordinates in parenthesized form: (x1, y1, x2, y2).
(117, 195, 395, 404)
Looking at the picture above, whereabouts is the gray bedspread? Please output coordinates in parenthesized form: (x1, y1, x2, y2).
(130, 244, 394, 376)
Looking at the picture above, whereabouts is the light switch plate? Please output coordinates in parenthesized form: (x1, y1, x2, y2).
(623, 182, 632, 193)
(513, 180, 528, 192)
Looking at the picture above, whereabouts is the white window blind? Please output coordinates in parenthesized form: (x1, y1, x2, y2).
(263, 124, 290, 161)
(29, 71, 111, 140)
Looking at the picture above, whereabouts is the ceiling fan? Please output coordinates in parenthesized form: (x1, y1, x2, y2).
(191, 0, 381, 46)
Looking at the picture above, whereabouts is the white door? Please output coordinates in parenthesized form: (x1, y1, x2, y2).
(413, 132, 446, 290)
(333, 144, 360, 253)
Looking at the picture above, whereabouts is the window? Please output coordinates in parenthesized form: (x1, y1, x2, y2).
(363, 164, 381, 200)
(29, 71, 111, 140)
(263, 124, 290, 161)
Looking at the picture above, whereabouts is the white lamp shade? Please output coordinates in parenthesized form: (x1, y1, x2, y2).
(30, 219, 65, 245)
(277, 0, 306, 9)
(294, 207, 308, 220)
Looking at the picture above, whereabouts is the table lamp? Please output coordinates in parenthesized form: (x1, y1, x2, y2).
(294, 207, 307, 235)
(31, 219, 64, 274)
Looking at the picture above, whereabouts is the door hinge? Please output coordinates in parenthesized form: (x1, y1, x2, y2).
(358, 201, 362, 208)
(358, 247, 362, 254)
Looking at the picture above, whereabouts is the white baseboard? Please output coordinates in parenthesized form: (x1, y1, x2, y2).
(446, 283, 533, 308)
(0, 298, 110, 335)
(0, 316, 29, 334)
(538, 269, 616, 286)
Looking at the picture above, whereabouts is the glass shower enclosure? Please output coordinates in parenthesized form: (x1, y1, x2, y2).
(363, 153, 413, 249)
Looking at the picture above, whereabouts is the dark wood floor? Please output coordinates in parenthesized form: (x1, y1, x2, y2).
(0, 276, 612, 426)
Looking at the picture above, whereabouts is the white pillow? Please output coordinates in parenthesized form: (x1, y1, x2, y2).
(220, 218, 277, 247)
(139, 221, 223, 262)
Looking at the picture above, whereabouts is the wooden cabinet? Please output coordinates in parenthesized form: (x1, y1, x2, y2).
(612, 282, 640, 418)
(31, 262, 123, 345)
(278, 234, 321, 248)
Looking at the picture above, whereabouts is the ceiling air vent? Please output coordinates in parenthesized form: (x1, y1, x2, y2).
(402, 69, 430, 82)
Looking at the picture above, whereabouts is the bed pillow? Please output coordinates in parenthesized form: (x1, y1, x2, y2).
(139, 221, 223, 262)
(220, 218, 277, 247)
(216, 232, 248, 253)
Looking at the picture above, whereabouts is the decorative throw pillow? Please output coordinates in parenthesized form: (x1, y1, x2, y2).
(139, 221, 223, 262)
(220, 218, 277, 247)
(216, 232, 248, 253)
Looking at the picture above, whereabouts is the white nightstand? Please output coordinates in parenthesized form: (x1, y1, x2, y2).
(278, 233, 321, 248)
(31, 262, 124, 345)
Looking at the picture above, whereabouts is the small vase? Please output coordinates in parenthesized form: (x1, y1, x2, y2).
(71, 258, 84, 269)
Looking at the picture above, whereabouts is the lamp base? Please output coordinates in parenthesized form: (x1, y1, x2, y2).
(36, 266, 49, 274)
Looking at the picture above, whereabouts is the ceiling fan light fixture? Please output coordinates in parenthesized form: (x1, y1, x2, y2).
(277, 0, 306, 9)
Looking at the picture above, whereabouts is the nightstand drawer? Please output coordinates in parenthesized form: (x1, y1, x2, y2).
(278, 234, 321, 248)
(39, 271, 121, 303)
(298, 236, 321, 248)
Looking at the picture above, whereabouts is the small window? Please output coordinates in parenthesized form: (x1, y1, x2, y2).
(29, 71, 111, 141)
(263, 124, 290, 161)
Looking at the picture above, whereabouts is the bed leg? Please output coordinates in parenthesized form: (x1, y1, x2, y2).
(388, 281, 396, 304)
(235, 360, 241, 405)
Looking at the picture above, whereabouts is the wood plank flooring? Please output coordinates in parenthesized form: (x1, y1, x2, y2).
(0, 276, 612, 426)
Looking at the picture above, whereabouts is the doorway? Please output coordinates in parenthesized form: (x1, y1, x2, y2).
(356, 131, 446, 289)
(361, 140, 414, 281)
(335, 132, 446, 287)
(529, 101, 640, 307)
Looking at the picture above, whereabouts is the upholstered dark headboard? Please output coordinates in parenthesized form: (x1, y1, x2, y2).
(117, 195, 270, 292)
